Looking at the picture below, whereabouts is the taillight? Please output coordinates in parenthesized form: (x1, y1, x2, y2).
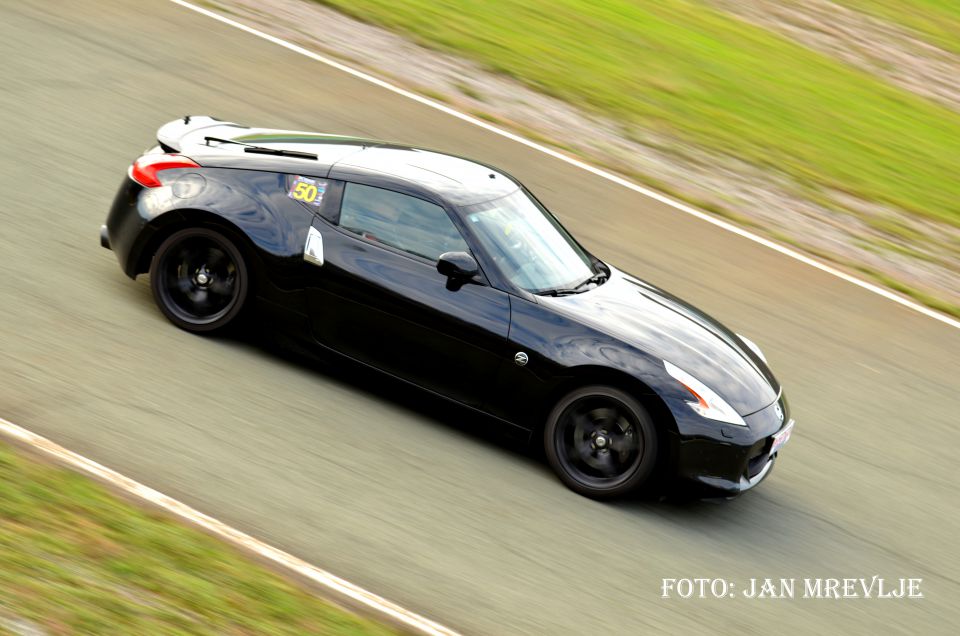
(128, 154, 200, 188)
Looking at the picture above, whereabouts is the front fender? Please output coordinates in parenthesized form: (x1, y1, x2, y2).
(491, 294, 690, 429)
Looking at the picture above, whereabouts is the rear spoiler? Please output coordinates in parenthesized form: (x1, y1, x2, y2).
(156, 115, 241, 152)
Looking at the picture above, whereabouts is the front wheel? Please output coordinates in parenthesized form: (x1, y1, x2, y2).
(149, 227, 250, 334)
(544, 386, 658, 499)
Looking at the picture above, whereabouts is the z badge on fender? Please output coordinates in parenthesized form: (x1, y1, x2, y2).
(288, 176, 326, 206)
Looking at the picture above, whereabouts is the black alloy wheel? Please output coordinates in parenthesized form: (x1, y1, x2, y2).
(149, 227, 249, 333)
(545, 386, 658, 499)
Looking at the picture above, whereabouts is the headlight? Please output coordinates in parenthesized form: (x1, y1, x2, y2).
(663, 361, 746, 426)
(736, 333, 767, 363)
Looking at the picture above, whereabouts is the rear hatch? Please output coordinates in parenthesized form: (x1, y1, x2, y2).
(155, 116, 375, 169)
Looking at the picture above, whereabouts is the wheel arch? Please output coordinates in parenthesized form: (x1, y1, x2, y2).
(133, 209, 261, 279)
(537, 365, 678, 440)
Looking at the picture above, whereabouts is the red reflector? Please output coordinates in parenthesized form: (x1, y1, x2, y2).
(129, 154, 200, 188)
(679, 382, 709, 409)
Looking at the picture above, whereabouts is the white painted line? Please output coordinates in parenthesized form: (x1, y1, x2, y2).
(0, 416, 462, 636)
(168, 0, 960, 331)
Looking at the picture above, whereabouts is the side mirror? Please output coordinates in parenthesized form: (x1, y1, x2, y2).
(437, 251, 479, 280)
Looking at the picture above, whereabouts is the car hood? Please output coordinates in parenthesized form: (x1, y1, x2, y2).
(539, 267, 780, 415)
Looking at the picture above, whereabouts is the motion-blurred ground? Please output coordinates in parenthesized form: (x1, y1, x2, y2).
(1, 1, 958, 634)
(221, 0, 960, 314)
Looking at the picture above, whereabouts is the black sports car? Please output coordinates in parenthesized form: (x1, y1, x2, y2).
(102, 116, 794, 499)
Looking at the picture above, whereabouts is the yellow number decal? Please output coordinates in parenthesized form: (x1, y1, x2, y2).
(288, 177, 326, 206)
(293, 182, 318, 203)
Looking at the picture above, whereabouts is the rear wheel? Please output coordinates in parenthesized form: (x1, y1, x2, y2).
(149, 227, 249, 334)
(544, 386, 658, 499)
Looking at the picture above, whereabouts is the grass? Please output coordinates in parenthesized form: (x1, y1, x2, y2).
(453, 81, 484, 101)
(313, 0, 960, 229)
(834, 0, 960, 55)
(0, 442, 399, 636)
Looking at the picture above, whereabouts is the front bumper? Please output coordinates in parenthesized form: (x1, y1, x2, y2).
(670, 392, 794, 496)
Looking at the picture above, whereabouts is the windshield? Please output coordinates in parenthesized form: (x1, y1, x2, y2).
(460, 190, 595, 293)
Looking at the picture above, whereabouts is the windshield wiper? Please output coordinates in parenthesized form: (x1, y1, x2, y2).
(203, 136, 318, 160)
(573, 271, 608, 290)
(537, 271, 608, 297)
(537, 287, 583, 297)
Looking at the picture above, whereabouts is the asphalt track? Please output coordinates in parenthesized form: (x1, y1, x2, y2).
(1, 1, 958, 634)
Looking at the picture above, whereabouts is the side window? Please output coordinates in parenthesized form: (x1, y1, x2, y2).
(339, 183, 469, 261)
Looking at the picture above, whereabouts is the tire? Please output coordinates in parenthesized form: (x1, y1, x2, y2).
(544, 385, 658, 499)
(149, 227, 250, 334)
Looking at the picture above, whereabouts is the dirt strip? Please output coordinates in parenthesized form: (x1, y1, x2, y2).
(213, 0, 960, 311)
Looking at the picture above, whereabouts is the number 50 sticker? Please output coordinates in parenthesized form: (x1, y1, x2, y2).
(288, 176, 327, 207)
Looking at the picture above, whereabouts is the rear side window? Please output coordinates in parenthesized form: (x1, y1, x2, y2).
(285, 175, 343, 223)
(339, 183, 468, 261)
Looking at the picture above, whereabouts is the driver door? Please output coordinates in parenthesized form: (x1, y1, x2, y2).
(305, 182, 511, 409)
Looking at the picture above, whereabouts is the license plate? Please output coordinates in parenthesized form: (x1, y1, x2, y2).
(770, 420, 794, 455)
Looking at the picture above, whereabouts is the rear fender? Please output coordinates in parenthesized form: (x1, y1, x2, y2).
(119, 168, 316, 294)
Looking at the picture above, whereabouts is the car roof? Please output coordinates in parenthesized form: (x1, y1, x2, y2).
(330, 146, 519, 206)
(179, 125, 520, 206)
